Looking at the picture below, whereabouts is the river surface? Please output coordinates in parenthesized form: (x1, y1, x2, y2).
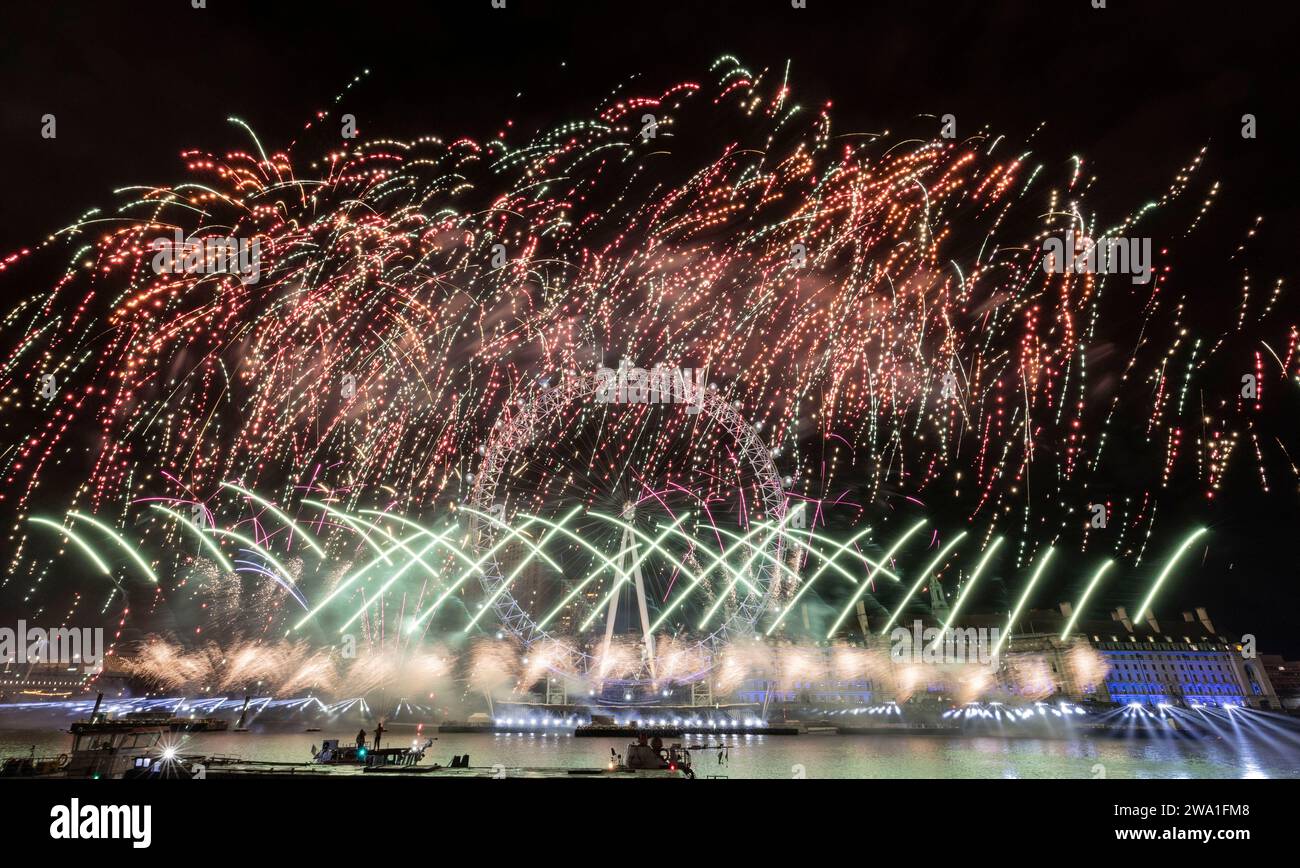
(3, 727, 1297, 778)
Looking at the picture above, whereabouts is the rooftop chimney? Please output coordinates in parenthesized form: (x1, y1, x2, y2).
(1182, 611, 1195, 623)
(1144, 614, 1160, 634)
(1112, 606, 1133, 632)
(1195, 607, 1216, 635)
(1059, 602, 1073, 619)
(855, 600, 870, 639)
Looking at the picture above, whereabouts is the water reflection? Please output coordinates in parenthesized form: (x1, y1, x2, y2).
(1, 726, 1297, 779)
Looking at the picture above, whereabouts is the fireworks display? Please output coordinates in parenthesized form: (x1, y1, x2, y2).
(0, 53, 1294, 697)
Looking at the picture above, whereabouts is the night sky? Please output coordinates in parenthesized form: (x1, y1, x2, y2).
(1, 1, 1297, 652)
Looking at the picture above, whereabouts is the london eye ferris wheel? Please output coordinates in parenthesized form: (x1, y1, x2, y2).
(466, 368, 793, 690)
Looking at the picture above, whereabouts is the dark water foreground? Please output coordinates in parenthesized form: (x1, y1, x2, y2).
(3, 726, 1298, 779)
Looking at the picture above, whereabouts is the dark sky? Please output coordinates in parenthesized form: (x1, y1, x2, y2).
(1, 0, 1297, 650)
(2, 0, 1296, 251)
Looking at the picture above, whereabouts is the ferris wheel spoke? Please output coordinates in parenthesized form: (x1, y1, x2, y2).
(468, 372, 785, 680)
(460, 505, 565, 574)
(649, 519, 779, 633)
(698, 504, 804, 630)
(405, 517, 541, 631)
(574, 511, 690, 632)
(463, 506, 582, 632)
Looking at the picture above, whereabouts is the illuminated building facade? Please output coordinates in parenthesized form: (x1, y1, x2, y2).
(1259, 655, 1300, 710)
(958, 605, 1280, 710)
(734, 605, 1282, 711)
(0, 659, 129, 703)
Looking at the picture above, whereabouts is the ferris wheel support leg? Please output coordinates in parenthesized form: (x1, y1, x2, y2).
(600, 521, 658, 683)
(601, 575, 620, 679)
(633, 554, 656, 683)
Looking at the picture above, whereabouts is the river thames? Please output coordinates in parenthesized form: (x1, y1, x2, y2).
(4, 727, 1298, 779)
